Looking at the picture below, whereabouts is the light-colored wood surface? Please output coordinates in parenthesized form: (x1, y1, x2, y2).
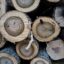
(0, 52, 18, 64)
(47, 0, 60, 3)
(12, 0, 40, 12)
(16, 39, 39, 60)
(30, 57, 51, 64)
(0, 33, 6, 48)
(46, 39, 64, 60)
(54, 6, 64, 27)
(0, 0, 6, 17)
(32, 17, 60, 42)
(0, 11, 31, 43)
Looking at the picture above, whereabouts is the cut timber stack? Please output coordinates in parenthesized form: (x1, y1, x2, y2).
(0, 0, 64, 64)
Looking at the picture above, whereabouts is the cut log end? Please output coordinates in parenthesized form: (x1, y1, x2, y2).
(4, 16, 24, 37)
(16, 40, 39, 60)
(0, 53, 18, 64)
(32, 17, 60, 42)
(46, 39, 64, 60)
(12, 0, 40, 12)
(30, 57, 51, 64)
(47, 0, 60, 3)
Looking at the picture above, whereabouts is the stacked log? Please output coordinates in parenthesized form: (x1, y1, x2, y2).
(16, 39, 39, 60)
(0, 33, 6, 48)
(0, 0, 6, 17)
(30, 49, 51, 64)
(46, 39, 64, 60)
(47, 0, 60, 3)
(0, 0, 64, 64)
(0, 11, 31, 43)
(0, 47, 21, 64)
(12, 0, 40, 13)
(32, 17, 60, 42)
(0, 52, 18, 64)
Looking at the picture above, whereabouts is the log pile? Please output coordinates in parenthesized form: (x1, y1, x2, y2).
(0, 0, 64, 64)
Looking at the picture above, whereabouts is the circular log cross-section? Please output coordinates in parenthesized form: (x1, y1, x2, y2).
(30, 57, 51, 64)
(0, 33, 6, 48)
(46, 39, 64, 60)
(54, 6, 64, 27)
(0, 11, 31, 43)
(1, 47, 21, 63)
(4, 17, 24, 37)
(32, 17, 60, 42)
(16, 40, 39, 60)
(0, 0, 6, 17)
(0, 53, 18, 64)
(12, 0, 40, 13)
(47, 0, 60, 3)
